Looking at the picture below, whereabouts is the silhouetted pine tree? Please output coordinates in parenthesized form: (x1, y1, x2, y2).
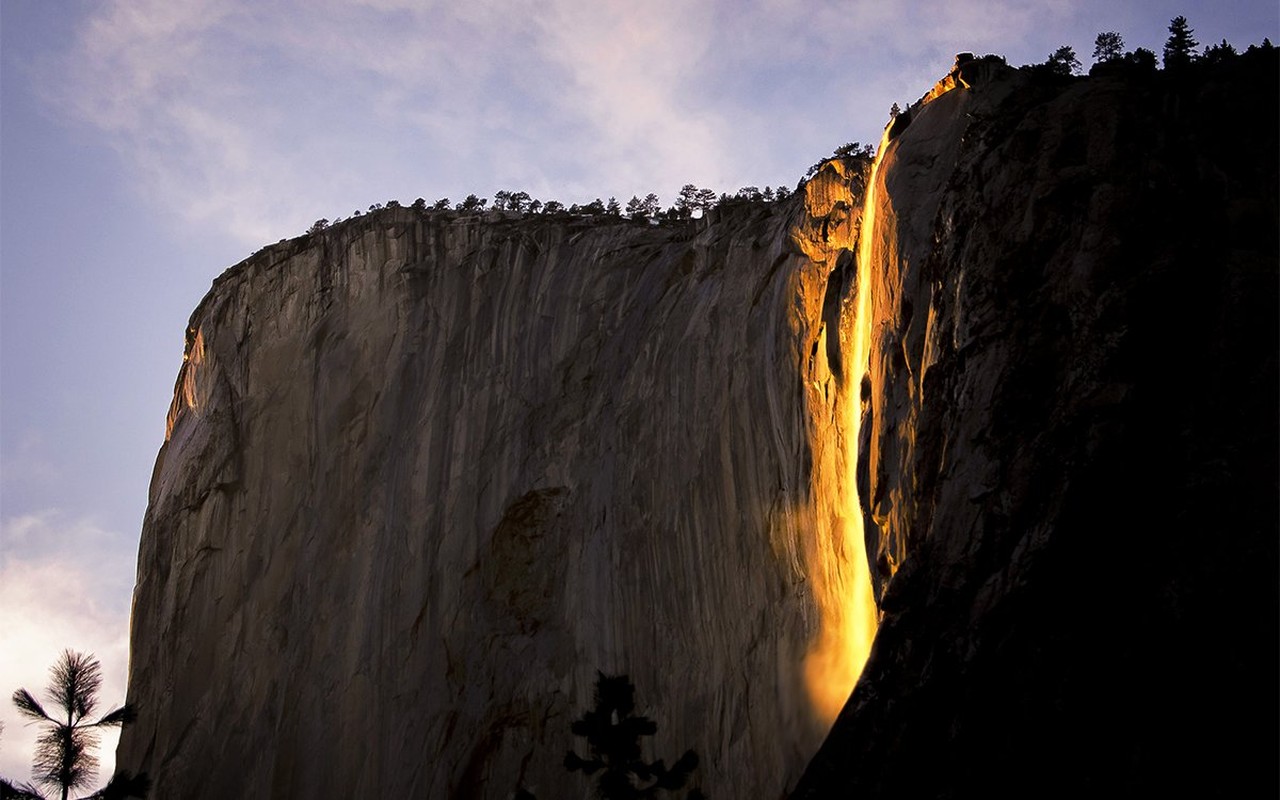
(563, 673, 704, 799)
(1093, 31, 1125, 63)
(8, 651, 148, 800)
(1164, 15, 1199, 69)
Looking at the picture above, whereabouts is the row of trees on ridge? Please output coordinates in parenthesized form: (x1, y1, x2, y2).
(302, 136, 888, 237)
(304, 181, 812, 235)
(1033, 16, 1270, 77)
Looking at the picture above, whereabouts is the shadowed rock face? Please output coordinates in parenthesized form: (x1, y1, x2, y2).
(796, 51, 1278, 798)
(117, 168, 873, 798)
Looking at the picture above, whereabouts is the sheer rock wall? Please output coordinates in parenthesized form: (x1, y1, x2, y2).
(119, 167, 869, 799)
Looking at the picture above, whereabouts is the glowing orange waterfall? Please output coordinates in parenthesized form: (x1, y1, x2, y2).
(803, 129, 890, 725)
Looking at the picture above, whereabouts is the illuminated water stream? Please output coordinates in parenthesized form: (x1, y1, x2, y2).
(803, 130, 890, 725)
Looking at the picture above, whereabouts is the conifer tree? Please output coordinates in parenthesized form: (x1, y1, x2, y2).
(1093, 31, 1124, 63)
(9, 651, 148, 800)
(1046, 45, 1081, 76)
(1201, 39, 1237, 65)
(564, 673, 704, 799)
(1163, 16, 1199, 69)
(508, 191, 532, 213)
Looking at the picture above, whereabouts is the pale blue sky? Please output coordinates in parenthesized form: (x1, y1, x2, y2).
(1, 0, 1275, 787)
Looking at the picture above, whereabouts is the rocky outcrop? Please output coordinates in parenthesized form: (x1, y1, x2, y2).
(796, 51, 1278, 797)
(118, 167, 873, 798)
(121, 47, 1278, 799)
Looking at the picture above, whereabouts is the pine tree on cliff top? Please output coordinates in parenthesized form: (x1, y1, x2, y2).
(1093, 31, 1125, 63)
(1164, 15, 1199, 68)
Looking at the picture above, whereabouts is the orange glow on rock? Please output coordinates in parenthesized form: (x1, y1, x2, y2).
(165, 326, 205, 440)
(802, 128, 891, 726)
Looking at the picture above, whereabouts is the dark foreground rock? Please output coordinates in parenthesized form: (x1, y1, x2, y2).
(795, 49, 1278, 799)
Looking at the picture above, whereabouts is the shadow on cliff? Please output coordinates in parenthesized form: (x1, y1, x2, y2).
(516, 673, 706, 800)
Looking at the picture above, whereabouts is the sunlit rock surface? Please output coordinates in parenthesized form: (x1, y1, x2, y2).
(118, 169, 873, 798)
(795, 51, 1278, 797)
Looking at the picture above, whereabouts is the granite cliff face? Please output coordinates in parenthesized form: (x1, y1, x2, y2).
(796, 51, 1278, 797)
(120, 49, 1278, 799)
(119, 165, 874, 798)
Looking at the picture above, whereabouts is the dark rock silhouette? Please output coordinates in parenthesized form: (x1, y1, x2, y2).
(794, 45, 1277, 800)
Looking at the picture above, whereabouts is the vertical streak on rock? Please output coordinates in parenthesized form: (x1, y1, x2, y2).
(167, 326, 206, 440)
(801, 146, 885, 725)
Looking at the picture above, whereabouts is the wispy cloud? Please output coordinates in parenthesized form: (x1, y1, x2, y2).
(0, 512, 133, 786)
(39, 1, 587, 243)
(0, 432, 61, 498)
(40, 0, 865, 246)
(36, 0, 1250, 248)
(531, 0, 729, 196)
